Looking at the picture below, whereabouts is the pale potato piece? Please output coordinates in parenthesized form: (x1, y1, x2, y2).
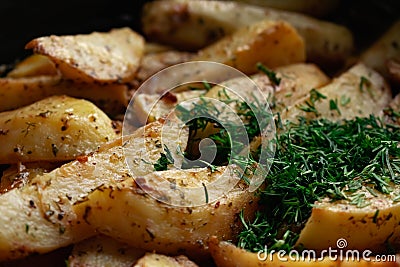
(228, 0, 340, 17)
(141, 0, 353, 67)
(144, 42, 174, 55)
(208, 237, 397, 267)
(134, 253, 199, 267)
(281, 63, 392, 122)
(194, 19, 305, 74)
(0, 120, 187, 261)
(0, 75, 129, 116)
(0, 95, 117, 164)
(25, 27, 144, 83)
(69, 235, 146, 267)
(72, 166, 259, 261)
(6, 54, 58, 78)
(359, 20, 400, 81)
(297, 186, 400, 253)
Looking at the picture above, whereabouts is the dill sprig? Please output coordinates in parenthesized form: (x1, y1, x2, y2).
(238, 115, 400, 252)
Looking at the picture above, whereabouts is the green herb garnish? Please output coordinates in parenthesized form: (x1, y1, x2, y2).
(153, 145, 175, 171)
(257, 62, 281, 86)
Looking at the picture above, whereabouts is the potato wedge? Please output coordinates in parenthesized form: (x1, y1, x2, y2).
(68, 235, 146, 267)
(359, 20, 400, 82)
(229, 0, 340, 17)
(280, 63, 392, 122)
(0, 95, 117, 164)
(72, 166, 259, 261)
(296, 187, 400, 253)
(6, 54, 58, 78)
(0, 75, 129, 116)
(134, 253, 199, 267)
(141, 0, 354, 67)
(194, 19, 305, 74)
(0, 119, 186, 261)
(25, 27, 144, 84)
(208, 237, 398, 267)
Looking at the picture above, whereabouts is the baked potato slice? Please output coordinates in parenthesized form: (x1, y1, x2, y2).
(72, 166, 259, 261)
(141, 0, 353, 67)
(134, 253, 199, 267)
(360, 20, 400, 82)
(0, 75, 129, 116)
(68, 235, 146, 267)
(6, 54, 58, 78)
(0, 119, 186, 261)
(194, 19, 305, 74)
(25, 27, 144, 84)
(281, 63, 392, 122)
(0, 95, 117, 164)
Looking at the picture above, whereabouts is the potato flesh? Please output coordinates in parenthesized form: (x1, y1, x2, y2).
(281, 63, 392, 122)
(72, 168, 259, 261)
(0, 120, 184, 261)
(0, 75, 129, 116)
(25, 27, 144, 84)
(134, 253, 199, 267)
(0, 95, 117, 164)
(141, 0, 353, 67)
(194, 19, 305, 74)
(6, 54, 58, 78)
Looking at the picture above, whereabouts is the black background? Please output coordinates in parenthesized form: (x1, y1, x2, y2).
(0, 0, 399, 66)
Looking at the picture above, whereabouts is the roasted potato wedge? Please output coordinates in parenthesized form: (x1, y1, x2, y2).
(72, 166, 259, 261)
(281, 63, 392, 122)
(0, 119, 186, 261)
(68, 235, 146, 267)
(208, 237, 398, 267)
(134, 253, 199, 267)
(25, 27, 144, 84)
(0, 95, 117, 164)
(141, 0, 354, 67)
(228, 0, 340, 17)
(0, 75, 129, 116)
(194, 19, 305, 74)
(6, 54, 58, 78)
(360, 20, 400, 82)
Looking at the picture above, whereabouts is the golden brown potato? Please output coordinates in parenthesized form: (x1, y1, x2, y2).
(359, 20, 400, 82)
(134, 253, 199, 267)
(281, 63, 392, 122)
(141, 0, 354, 67)
(72, 166, 259, 262)
(6, 54, 58, 78)
(68, 235, 146, 267)
(0, 95, 117, 164)
(0, 75, 129, 116)
(25, 27, 145, 84)
(194, 19, 305, 74)
(0, 119, 186, 261)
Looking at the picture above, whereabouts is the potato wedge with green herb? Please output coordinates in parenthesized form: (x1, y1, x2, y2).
(0, 119, 187, 261)
(360, 20, 400, 82)
(0, 75, 129, 116)
(68, 235, 146, 267)
(142, 0, 353, 67)
(25, 27, 144, 84)
(72, 166, 259, 261)
(194, 19, 305, 74)
(0, 95, 117, 164)
(281, 63, 392, 122)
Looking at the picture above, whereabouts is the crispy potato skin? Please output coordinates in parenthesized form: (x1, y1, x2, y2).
(25, 27, 144, 84)
(194, 19, 305, 74)
(141, 0, 353, 67)
(0, 95, 117, 164)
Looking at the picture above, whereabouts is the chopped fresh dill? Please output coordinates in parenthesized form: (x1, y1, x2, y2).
(153, 145, 175, 171)
(297, 88, 327, 116)
(329, 98, 341, 115)
(238, 115, 400, 253)
(257, 62, 281, 86)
